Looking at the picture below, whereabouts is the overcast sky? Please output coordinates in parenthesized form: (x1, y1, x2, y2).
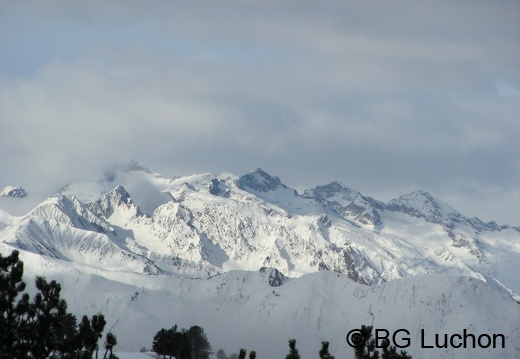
(1, 1, 519, 224)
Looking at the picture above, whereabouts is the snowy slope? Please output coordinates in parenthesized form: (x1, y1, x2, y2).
(2, 248, 518, 359)
(0, 194, 161, 274)
(0, 208, 16, 231)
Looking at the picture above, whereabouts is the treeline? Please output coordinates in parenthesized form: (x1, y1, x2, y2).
(213, 334, 411, 359)
(0, 250, 118, 359)
(152, 325, 212, 359)
(351, 325, 412, 359)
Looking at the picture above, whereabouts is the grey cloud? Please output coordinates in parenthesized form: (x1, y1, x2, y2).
(0, 0, 519, 224)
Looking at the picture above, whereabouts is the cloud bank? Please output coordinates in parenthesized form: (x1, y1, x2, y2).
(1, 1, 519, 223)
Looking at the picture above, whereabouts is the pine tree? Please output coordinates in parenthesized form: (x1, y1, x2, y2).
(381, 340, 412, 359)
(0, 250, 30, 359)
(92, 314, 107, 359)
(177, 331, 192, 359)
(353, 325, 378, 359)
(187, 325, 212, 359)
(77, 313, 107, 359)
(169, 327, 182, 359)
(26, 277, 69, 359)
(319, 341, 334, 359)
(216, 349, 228, 359)
(249, 351, 256, 359)
(353, 326, 412, 359)
(1, 250, 118, 359)
(103, 332, 117, 359)
(79, 315, 96, 358)
(152, 325, 192, 359)
(285, 339, 300, 359)
(166, 325, 178, 359)
(55, 313, 79, 357)
(152, 328, 170, 359)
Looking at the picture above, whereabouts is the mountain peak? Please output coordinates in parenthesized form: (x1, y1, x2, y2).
(304, 182, 383, 227)
(113, 185, 131, 198)
(103, 160, 152, 182)
(304, 181, 359, 200)
(407, 189, 434, 200)
(88, 185, 141, 219)
(325, 181, 352, 190)
(259, 267, 288, 287)
(237, 168, 285, 192)
(390, 190, 451, 209)
(387, 190, 459, 224)
(0, 186, 27, 198)
(123, 160, 152, 174)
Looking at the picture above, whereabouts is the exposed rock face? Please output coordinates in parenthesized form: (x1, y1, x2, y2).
(88, 185, 141, 219)
(0, 186, 27, 198)
(304, 182, 384, 227)
(238, 168, 286, 192)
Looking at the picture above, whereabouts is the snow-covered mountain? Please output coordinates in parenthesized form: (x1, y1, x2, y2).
(0, 185, 27, 198)
(3, 248, 519, 359)
(1, 161, 519, 358)
(2, 161, 517, 295)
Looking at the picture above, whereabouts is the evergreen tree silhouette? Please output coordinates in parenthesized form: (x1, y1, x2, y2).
(285, 339, 300, 359)
(319, 341, 334, 359)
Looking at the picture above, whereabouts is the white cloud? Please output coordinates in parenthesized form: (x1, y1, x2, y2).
(0, 0, 519, 224)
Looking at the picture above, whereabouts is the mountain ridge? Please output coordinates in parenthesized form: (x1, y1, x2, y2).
(1, 161, 519, 358)
(1, 161, 518, 300)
